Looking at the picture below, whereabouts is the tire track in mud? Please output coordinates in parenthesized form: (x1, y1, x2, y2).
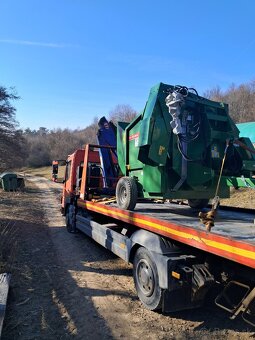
(28, 176, 151, 339)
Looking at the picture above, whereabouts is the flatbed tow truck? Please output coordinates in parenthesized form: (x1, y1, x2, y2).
(62, 143, 255, 327)
(62, 85, 255, 327)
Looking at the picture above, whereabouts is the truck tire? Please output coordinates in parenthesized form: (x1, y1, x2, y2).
(116, 177, 137, 210)
(188, 199, 209, 209)
(133, 247, 163, 311)
(66, 204, 76, 233)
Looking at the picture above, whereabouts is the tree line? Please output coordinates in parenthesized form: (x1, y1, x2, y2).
(0, 80, 255, 171)
(204, 80, 255, 122)
(0, 90, 137, 171)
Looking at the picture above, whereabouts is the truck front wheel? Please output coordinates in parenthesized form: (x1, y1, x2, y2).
(116, 177, 137, 210)
(133, 247, 163, 311)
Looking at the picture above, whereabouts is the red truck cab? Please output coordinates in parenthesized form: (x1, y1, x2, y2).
(61, 149, 85, 214)
(61, 145, 117, 215)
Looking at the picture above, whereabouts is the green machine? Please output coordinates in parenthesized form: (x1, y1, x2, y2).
(116, 83, 255, 210)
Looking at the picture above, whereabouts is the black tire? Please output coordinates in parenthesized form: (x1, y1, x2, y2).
(133, 247, 163, 311)
(188, 199, 209, 209)
(116, 177, 137, 210)
(65, 204, 76, 233)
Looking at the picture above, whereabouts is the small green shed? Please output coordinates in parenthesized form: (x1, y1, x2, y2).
(0, 172, 18, 191)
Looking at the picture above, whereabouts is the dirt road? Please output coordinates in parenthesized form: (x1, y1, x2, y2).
(1, 177, 254, 339)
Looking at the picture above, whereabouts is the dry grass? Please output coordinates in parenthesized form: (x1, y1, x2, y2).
(0, 192, 20, 273)
(18, 166, 65, 182)
(0, 220, 18, 273)
(20, 166, 51, 179)
(221, 187, 255, 209)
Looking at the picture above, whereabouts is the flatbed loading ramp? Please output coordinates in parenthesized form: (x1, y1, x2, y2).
(77, 200, 255, 269)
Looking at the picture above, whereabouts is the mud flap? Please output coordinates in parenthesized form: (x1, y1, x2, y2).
(162, 263, 214, 313)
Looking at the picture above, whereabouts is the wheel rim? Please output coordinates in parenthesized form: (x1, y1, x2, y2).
(136, 259, 155, 297)
(119, 185, 127, 205)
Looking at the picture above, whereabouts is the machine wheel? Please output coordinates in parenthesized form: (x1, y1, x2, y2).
(65, 204, 76, 233)
(133, 247, 163, 311)
(188, 199, 209, 209)
(116, 177, 137, 210)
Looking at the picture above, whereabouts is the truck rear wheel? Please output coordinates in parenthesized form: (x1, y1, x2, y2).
(116, 177, 137, 210)
(133, 247, 163, 311)
(66, 204, 76, 233)
(188, 199, 209, 209)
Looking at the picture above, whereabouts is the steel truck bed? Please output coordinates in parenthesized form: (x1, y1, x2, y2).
(77, 199, 255, 269)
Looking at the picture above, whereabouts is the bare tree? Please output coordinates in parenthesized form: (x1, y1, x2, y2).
(204, 80, 255, 123)
(81, 117, 99, 145)
(0, 86, 26, 171)
(108, 104, 137, 125)
(203, 85, 223, 102)
(21, 105, 138, 168)
(24, 127, 85, 166)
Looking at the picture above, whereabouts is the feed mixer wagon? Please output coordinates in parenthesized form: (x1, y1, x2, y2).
(116, 83, 255, 210)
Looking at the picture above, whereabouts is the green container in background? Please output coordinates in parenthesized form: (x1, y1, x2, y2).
(0, 172, 18, 191)
(237, 122, 255, 146)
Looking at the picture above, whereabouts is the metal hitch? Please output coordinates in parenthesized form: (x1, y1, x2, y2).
(215, 281, 255, 327)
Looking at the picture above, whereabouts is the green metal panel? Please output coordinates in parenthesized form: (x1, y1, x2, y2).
(187, 163, 213, 188)
(139, 83, 161, 147)
(117, 121, 129, 175)
(116, 83, 255, 201)
(143, 165, 164, 193)
(128, 123, 143, 170)
(148, 116, 169, 165)
(225, 176, 255, 189)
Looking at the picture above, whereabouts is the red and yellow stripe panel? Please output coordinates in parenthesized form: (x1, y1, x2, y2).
(77, 199, 255, 269)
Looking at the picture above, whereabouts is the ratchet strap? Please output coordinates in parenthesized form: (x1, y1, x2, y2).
(199, 140, 229, 232)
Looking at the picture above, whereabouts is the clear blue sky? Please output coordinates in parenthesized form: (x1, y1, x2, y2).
(1, 0, 255, 130)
